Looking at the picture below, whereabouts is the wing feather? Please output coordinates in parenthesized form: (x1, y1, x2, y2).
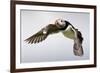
(73, 30, 84, 56)
(25, 24, 59, 44)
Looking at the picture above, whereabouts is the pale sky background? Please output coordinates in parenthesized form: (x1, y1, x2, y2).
(20, 9, 90, 63)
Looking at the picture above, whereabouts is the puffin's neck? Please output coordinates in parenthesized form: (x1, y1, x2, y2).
(59, 24, 69, 30)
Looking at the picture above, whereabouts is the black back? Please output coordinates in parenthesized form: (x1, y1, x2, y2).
(60, 21, 70, 30)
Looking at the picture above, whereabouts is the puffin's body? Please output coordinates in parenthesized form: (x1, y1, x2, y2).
(25, 19, 84, 56)
(62, 25, 75, 39)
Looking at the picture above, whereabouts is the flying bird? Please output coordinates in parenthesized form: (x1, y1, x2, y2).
(25, 19, 84, 56)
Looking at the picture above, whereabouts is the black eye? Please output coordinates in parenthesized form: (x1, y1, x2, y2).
(61, 20, 63, 22)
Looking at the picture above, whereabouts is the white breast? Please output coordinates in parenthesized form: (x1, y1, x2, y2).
(62, 25, 76, 39)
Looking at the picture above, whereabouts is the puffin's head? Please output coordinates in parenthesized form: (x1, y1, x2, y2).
(55, 19, 70, 29)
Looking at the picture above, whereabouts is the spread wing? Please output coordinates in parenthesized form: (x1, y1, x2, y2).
(73, 30, 84, 56)
(25, 24, 60, 44)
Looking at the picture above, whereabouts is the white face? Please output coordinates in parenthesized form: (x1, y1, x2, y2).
(55, 19, 66, 28)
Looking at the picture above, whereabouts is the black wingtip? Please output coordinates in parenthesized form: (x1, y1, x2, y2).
(24, 38, 41, 44)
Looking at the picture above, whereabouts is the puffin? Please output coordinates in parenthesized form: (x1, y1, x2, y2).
(25, 19, 84, 56)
